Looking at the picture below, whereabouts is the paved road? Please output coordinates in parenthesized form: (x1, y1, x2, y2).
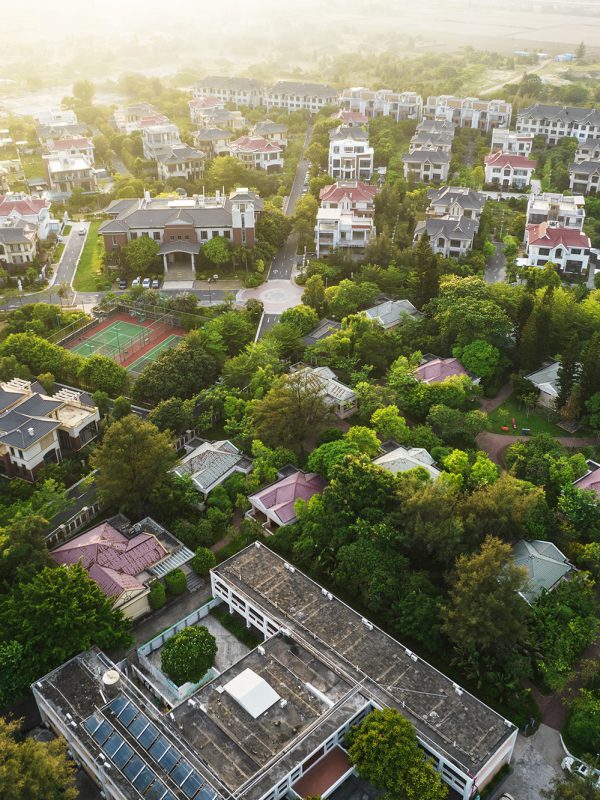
(482, 58, 552, 96)
(484, 240, 507, 284)
(491, 724, 562, 800)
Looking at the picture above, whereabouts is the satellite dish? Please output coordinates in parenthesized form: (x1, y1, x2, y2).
(102, 670, 120, 686)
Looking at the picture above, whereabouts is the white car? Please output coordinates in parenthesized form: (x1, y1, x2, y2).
(142, 277, 151, 289)
(78, 226, 86, 236)
(562, 757, 600, 787)
(131, 276, 141, 287)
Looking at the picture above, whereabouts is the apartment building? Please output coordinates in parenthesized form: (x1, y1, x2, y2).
(0, 380, 99, 481)
(413, 216, 479, 258)
(491, 129, 534, 156)
(142, 123, 181, 161)
(516, 103, 600, 144)
(328, 127, 374, 181)
(44, 154, 97, 197)
(526, 192, 586, 231)
(525, 222, 591, 273)
(339, 87, 423, 121)
(426, 186, 486, 221)
(484, 152, 536, 189)
(570, 160, 600, 195)
(402, 148, 450, 183)
(156, 144, 205, 182)
(263, 81, 338, 113)
(315, 180, 377, 258)
(228, 136, 284, 171)
(193, 76, 262, 107)
(423, 96, 512, 131)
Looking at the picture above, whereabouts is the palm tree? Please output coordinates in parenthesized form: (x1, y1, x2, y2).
(57, 282, 70, 308)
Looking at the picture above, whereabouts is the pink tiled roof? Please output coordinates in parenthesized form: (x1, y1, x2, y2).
(332, 110, 368, 125)
(319, 181, 377, 204)
(0, 195, 49, 217)
(414, 357, 468, 384)
(138, 114, 170, 128)
(574, 467, 600, 497)
(51, 522, 167, 598)
(526, 222, 590, 249)
(49, 137, 93, 150)
(250, 471, 326, 524)
(230, 135, 282, 154)
(484, 151, 536, 169)
(189, 97, 223, 110)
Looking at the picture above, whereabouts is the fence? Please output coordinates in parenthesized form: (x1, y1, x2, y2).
(49, 315, 101, 346)
(138, 596, 222, 657)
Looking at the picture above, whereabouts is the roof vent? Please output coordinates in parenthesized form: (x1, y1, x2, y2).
(28, 427, 35, 436)
(102, 669, 120, 687)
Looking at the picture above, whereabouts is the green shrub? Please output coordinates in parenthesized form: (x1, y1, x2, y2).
(564, 690, 600, 756)
(191, 547, 217, 576)
(148, 581, 166, 610)
(164, 568, 187, 596)
(160, 626, 217, 685)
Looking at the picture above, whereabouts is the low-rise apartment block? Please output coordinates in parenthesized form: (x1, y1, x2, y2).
(339, 87, 423, 121)
(264, 81, 338, 113)
(142, 123, 181, 161)
(188, 97, 225, 125)
(0, 193, 60, 240)
(193, 76, 263, 108)
(0, 379, 99, 481)
(569, 160, 600, 195)
(156, 144, 205, 182)
(424, 96, 512, 131)
(525, 222, 591, 273)
(414, 216, 479, 258)
(328, 127, 374, 181)
(484, 152, 536, 190)
(228, 136, 284, 171)
(402, 148, 451, 184)
(516, 103, 600, 144)
(491, 129, 534, 156)
(526, 192, 585, 231)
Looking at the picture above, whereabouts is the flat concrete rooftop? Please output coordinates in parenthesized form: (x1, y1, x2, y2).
(213, 544, 515, 777)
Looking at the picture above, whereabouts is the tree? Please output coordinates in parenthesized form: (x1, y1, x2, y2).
(191, 546, 217, 576)
(453, 340, 500, 382)
(307, 439, 358, 479)
(164, 568, 187, 596)
(370, 405, 410, 443)
(280, 304, 319, 336)
(564, 690, 600, 757)
(345, 426, 381, 457)
(413, 232, 438, 308)
(543, 768, 600, 800)
(121, 236, 159, 276)
(427, 404, 488, 445)
(0, 564, 132, 678)
(325, 280, 379, 320)
(111, 395, 132, 420)
(148, 397, 193, 434)
(347, 708, 447, 800)
(90, 415, 176, 516)
(579, 333, 600, 406)
(202, 236, 231, 267)
(148, 580, 166, 610)
(92, 389, 110, 417)
(0, 716, 76, 800)
(77, 355, 130, 396)
(557, 334, 581, 409)
(73, 79, 95, 103)
(302, 274, 326, 315)
(250, 371, 333, 453)
(161, 626, 217, 685)
(441, 536, 529, 665)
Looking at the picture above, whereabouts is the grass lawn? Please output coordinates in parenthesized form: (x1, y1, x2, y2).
(62, 224, 72, 236)
(73, 220, 104, 291)
(486, 394, 565, 436)
(53, 242, 65, 263)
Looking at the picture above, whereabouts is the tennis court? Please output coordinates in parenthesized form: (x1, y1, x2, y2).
(71, 320, 149, 360)
(127, 334, 182, 375)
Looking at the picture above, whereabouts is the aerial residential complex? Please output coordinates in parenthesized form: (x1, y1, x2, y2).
(516, 103, 600, 143)
(339, 87, 423, 120)
(423, 96, 512, 132)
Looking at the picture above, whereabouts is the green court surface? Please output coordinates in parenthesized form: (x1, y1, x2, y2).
(72, 321, 148, 359)
(127, 335, 182, 374)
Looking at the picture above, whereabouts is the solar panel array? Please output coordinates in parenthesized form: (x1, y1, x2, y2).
(83, 694, 217, 800)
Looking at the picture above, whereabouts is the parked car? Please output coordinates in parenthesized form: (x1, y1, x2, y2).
(151, 278, 160, 289)
(118, 279, 127, 290)
(78, 226, 86, 236)
(142, 277, 151, 289)
(562, 757, 600, 787)
(131, 276, 141, 287)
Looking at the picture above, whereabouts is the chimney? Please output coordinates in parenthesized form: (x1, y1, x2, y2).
(28, 427, 34, 437)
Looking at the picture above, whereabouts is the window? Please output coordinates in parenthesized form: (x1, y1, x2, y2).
(223, 231, 231, 239)
(130, 232, 138, 240)
(153, 232, 160, 240)
(212, 231, 219, 238)
(201, 231, 208, 240)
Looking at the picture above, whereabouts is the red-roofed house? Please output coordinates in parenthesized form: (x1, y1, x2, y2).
(330, 109, 369, 127)
(0, 194, 60, 239)
(188, 96, 226, 125)
(484, 152, 536, 189)
(525, 222, 591, 272)
(574, 460, 600, 498)
(51, 518, 194, 618)
(315, 180, 378, 257)
(414, 356, 479, 385)
(246, 471, 326, 531)
(47, 137, 95, 164)
(228, 136, 284, 171)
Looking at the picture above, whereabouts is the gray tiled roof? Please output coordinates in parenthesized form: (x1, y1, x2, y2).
(14, 394, 62, 417)
(415, 216, 479, 241)
(173, 440, 253, 494)
(427, 186, 486, 211)
(364, 299, 421, 328)
(156, 144, 204, 164)
(0, 388, 26, 413)
(518, 103, 600, 126)
(194, 128, 230, 141)
(570, 159, 600, 175)
(0, 226, 31, 244)
(0, 412, 60, 448)
(513, 539, 574, 604)
(268, 81, 338, 97)
(302, 318, 341, 346)
(402, 149, 451, 164)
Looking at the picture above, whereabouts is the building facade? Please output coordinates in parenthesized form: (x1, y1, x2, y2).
(403, 149, 450, 183)
(413, 217, 479, 258)
(570, 160, 600, 195)
(524, 222, 591, 273)
(315, 181, 377, 258)
(44, 154, 97, 196)
(263, 81, 338, 113)
(228, 136, 284, 171)
(193, 76, 263, 108)
(490, 129, 534, 156)
(423, 96, 512, 131)
(516, 103, 600, 144)
(339, 87, 423, 121)
(142, 124, 182, 161)
(526, 192, 586, 231)
(156, 145, 205, 182)
(484, 152, 536, 189)
(328, 128, 374, 181)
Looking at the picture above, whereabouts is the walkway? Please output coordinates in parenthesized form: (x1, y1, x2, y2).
(492, 724, 562, 800)
(477, 431, 599, 466)
(479, 383, 512, 413)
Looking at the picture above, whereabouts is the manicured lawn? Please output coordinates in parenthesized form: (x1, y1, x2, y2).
(73, 220, 104, 291)
(53, 242, 65, 263)
(62, 224, 72, 236)
(486, 394, 565, 436)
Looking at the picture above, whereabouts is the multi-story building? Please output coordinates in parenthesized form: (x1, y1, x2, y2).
(44, 154, 97, 197)
(339, 87, 423, 121)
(490, 129, 534, 156)
(188, 97, 226, 125)
(156, 144, 205, 182)
(0, 222, 37, 270)
(402, 148, 450, 184)
(0, 193, 60, 239)
(409, 131, 453, 154)
(524, 222, 591, 273)
(142, 123, 181, 161)
(100, 188, 263, 275)
(569, 160, 600, 195)
(526, 192, 586, 231)
(516, 103, 600, 144)
(413, 216, 479, 258)
(575, 138, 600, 163)
(315, 180, 377, 258)
(32, 542, 519, 800)
(423, 96, 512, 131)
(426, 186, 486, 221)
(264, 81, 338, 113)
(252, 120, 288, 148)
(228, 136, 284, 171)
(328, 127, 374, 181)
(416, 119, 455, 135)
(330, 109, 369, 127)
(484, 152, 536, 190)
(193, 76, 263, 108)
(198, 109, 246, 131)
(193, 128, 232, 159)
(47, 137, 95, 165)
(0, 379, 99, 481)
(36, 122, 89, 148)
(34, 108, 78, 127)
